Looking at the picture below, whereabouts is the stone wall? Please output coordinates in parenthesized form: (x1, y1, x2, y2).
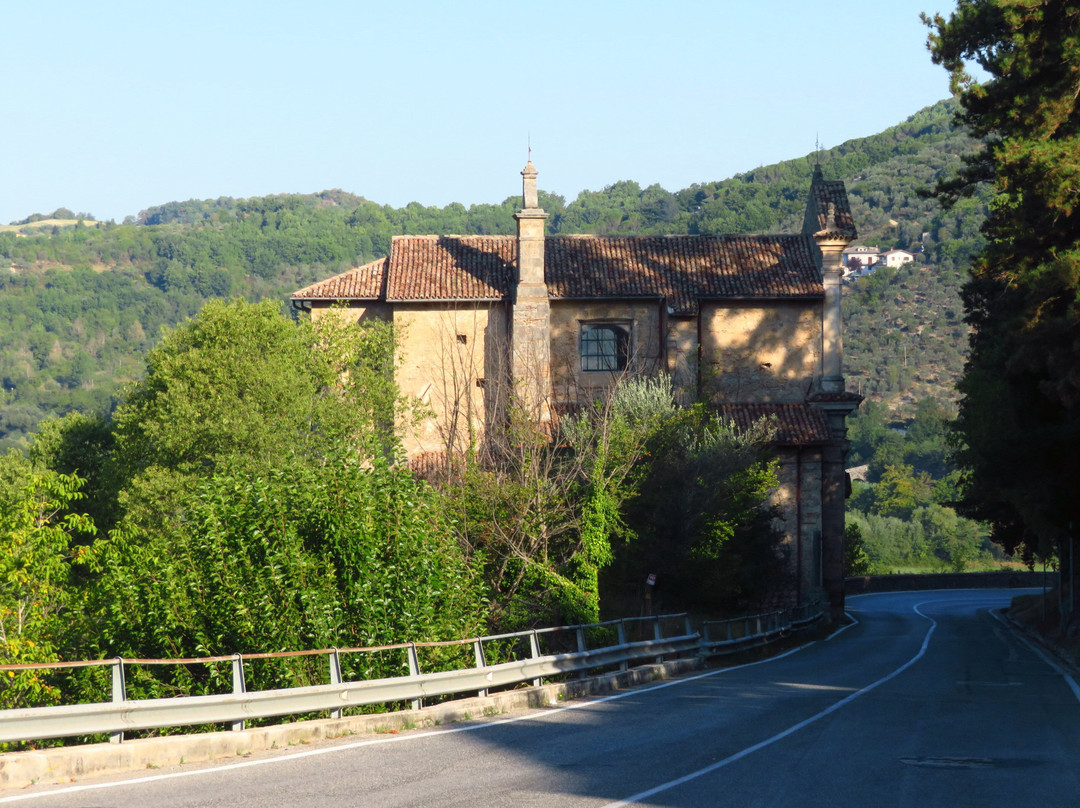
(549, 300, 663, 405)
(665, 317, 699, 404)
(391, 303, 508, 457)
(309, 301, 507, 457)
(771, 447, 825, 606)
(699, 301, 821, 403)
(308, 302, 391, 326)
(846, 571, 1053, 595)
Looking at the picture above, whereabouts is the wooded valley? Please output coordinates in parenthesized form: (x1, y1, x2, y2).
(0, 99, 1006, 731)
(0, 99, 983, 452)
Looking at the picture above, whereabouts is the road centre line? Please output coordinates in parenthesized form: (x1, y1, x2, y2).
(601, 598, 941, 808)
(0, 644, 814, 804)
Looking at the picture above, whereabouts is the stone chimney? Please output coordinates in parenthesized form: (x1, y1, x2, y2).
(510, 161, 552, 426)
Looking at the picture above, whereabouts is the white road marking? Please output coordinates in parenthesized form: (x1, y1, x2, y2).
(601, 598, 943, 807)
(989, 609, 1080, 704)
(825, 611, 858, 641)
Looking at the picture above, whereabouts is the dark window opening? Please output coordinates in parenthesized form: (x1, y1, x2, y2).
(581, 323, 631, 372)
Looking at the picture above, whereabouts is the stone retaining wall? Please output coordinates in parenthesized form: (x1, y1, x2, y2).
(845, 570, 1053, 595)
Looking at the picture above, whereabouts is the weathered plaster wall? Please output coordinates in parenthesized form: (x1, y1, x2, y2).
(390, 304, 508, 458)
(665, 317, 698, 404)
(699, 301, 822, 403)
(308, 302, 391, 326)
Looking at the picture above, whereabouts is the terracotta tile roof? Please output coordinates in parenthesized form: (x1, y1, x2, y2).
(292, 257, 387, 300)
(546, 234, 821, 314)
(292, 234, 823, 313)
(385, 236, 514, 301)
(717, 402, 831, 446)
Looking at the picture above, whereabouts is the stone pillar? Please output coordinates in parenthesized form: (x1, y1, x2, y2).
(803, 166, 861, 620)
(817, 404, 856, 620)
(511, 161, 552, 427)
(818, 238, 847, 394)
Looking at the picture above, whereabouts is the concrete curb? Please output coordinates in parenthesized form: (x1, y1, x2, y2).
(998, 607, 1080, 678)
(0, 657, 702, 791)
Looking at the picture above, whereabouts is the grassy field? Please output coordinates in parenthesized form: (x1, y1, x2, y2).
(0, 218, 101, 234)
(873, 559, 1031, 575)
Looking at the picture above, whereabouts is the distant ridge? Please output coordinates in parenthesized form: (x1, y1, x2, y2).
(0, 99, 984, 449)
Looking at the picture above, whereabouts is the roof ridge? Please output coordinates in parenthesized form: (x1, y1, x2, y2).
(390, 233, 513, 241)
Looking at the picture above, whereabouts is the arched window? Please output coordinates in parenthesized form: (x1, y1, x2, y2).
(580, 322, 631, 372)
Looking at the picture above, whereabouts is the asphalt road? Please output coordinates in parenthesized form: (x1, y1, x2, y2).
(5, 589, 1079, 807)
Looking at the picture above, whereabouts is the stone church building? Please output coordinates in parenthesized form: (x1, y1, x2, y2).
(292, 162, 861, 617)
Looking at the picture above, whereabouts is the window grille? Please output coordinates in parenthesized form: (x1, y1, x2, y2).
(580, 323, 631, 372)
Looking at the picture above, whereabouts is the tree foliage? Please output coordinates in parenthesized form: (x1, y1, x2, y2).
(16, 301, 482, 707)
(439, 375, 677, 628)
(615, 406, 785, 614)
(91, 459, 480, 693)
(844, 395, 998, 574)
(0, 453, 95, 710)
(924, 1, 1080, 566)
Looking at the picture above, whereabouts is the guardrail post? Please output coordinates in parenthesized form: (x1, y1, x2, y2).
(617, 620, 628, 671)
(329, 649, 343, 720)
(110, 658, 125, 744)
(653, 617, 664, 664)
(529, 631, 542, 687)
(576, 628, 588, 680)
(231, 654, 246, 732)
(473, 639, 488, 698)
(407, 644, 422, 710)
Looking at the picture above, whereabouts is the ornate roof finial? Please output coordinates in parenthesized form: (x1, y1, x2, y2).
(520, 154, 540, 211)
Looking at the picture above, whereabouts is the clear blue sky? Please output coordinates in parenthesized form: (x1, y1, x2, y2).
(1, 1, 959, 225)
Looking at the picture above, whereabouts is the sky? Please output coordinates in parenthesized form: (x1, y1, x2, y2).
(1, 1, 961, 225)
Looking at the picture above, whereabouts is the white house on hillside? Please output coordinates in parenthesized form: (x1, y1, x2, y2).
(882, 249, 914, 268)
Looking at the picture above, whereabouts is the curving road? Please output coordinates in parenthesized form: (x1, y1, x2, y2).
(6, 589, 1079, 807)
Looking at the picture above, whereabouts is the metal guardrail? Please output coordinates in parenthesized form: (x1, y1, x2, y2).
(700, 604, 823, 656)
(1, 607, 823, 747)
(0, 614, 697, 745)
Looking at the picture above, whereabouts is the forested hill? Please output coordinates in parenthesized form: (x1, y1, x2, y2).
(0, 99, 985, 450)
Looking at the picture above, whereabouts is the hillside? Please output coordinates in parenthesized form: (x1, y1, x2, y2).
(0, 99, 984, 450)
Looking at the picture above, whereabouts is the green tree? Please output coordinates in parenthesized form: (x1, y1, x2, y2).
(617, 406, 784, 613)
(110, 300, 401, 482)
(64, 300, 481, 694)
(924, 2, 1080, 603)
(439, 375, 675, 629)
(90, 459, 481, 689)
(844, 522, 872, 577)
(0, 453, 95, 711)
(873, 464, 933, 520)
